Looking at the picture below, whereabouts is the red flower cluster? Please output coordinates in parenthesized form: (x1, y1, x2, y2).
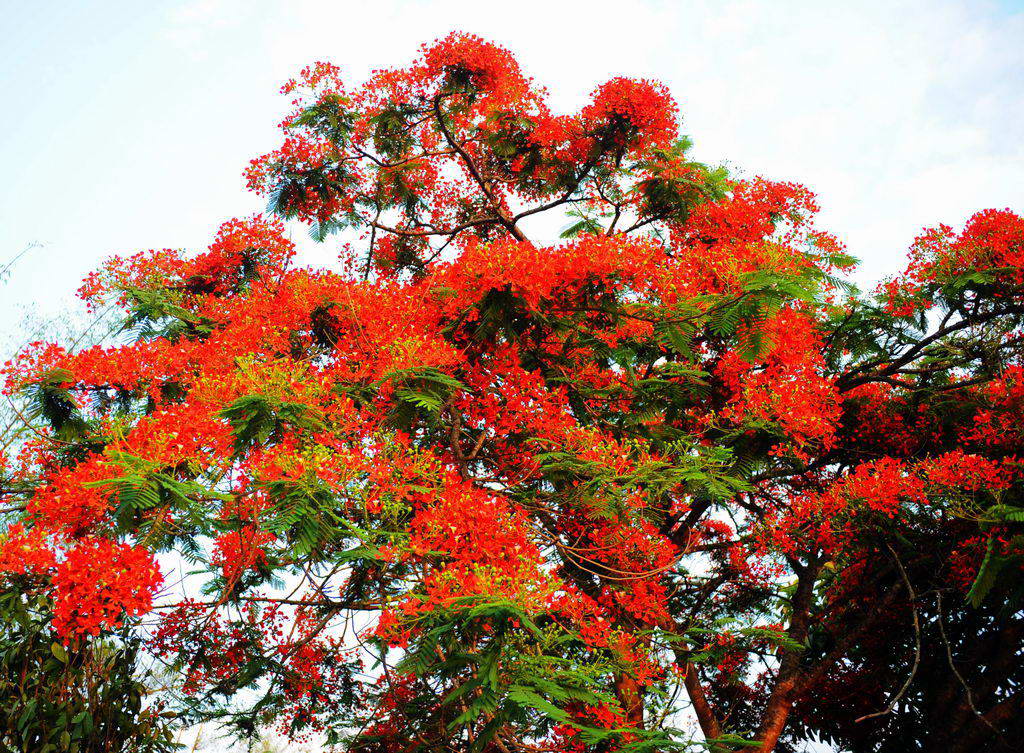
(51, 538, 162, 638)
(0, 523, 55, 574)
(582, 76, 678, 151)
(882, 208, 1024, 314)
(212, 526, 276, 582)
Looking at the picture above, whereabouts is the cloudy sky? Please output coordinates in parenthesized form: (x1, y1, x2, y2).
(2, 0, 1022, 338)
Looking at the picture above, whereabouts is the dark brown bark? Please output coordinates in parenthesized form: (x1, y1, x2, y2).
(683, 661, 724, 743)
(755, 560, 821, 753)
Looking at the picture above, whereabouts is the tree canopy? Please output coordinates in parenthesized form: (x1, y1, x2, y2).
(2, 33, 1022, 753)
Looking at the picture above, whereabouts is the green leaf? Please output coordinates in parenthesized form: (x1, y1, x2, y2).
(506, 686, 570, 724)
(967, 536, 1008, 607)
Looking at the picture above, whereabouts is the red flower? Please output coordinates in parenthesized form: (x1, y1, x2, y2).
(51, 538, 162, 638)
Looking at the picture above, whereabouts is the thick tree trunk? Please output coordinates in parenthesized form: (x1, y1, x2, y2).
(755, 560, 821, 753)
(683, 662, 724, 743)
(613, 671, 646, 728)
(755, 678, 796, 753)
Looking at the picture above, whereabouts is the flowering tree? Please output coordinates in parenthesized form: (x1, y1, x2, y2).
(0, 261, 178, 752)
(2, 34, 1022, 752)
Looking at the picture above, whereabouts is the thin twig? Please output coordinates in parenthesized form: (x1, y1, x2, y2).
(855, 545, 921, 722)
(935, 591, 1004, 738)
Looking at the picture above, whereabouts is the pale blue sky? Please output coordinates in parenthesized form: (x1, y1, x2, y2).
(2, 0, 1023, 341)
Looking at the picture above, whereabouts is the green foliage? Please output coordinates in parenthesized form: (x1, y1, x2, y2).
(374, 594, 691, 752)
(560, 211, 605, 239)
(967, 501, 1024, 608)
(289, 94, 355, 146)
(373, 366, 466, 429)
(634, 139, 730, 226)
(21, 369, 89, 442)
(0, 587, 179, 753)
(85, 452, 226, 544)
(121, 288, 213, 342)
(535, 438, 747, 526)
(221, 394, 325, 455)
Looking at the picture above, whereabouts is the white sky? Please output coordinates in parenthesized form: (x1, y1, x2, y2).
(1, 0, 1022, 337)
